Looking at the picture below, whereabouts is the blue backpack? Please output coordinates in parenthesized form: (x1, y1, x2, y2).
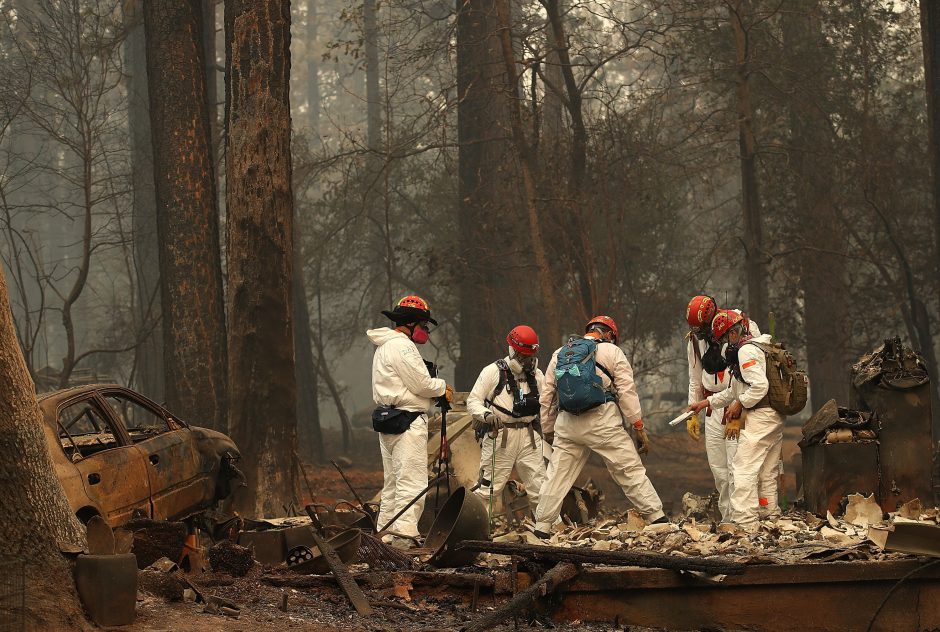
(554, 338, 615, 414)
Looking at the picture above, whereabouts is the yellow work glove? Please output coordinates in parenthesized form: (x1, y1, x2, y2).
(724, 417, 742, 440)
(686, 411, 701, 441)
(444, 384, 454, 403)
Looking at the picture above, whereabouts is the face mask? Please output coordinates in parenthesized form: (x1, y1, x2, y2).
(508, 347, 538, 374)
(411, 325, 429, 345)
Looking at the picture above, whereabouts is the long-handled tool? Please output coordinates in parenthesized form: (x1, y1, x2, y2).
(434, 394, 452, 510)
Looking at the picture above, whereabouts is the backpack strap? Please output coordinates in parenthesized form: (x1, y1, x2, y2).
(485, 360, 517, 418)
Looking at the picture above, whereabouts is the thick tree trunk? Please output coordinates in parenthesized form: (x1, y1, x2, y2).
(728, 0, 768, 325)
(0, 265, 89, 628)
(202, 0, 223, 185)
(225, 0, 300, 516)
(784, 2, 849, 410)
(922, 0, 940, 329)
(144, 0, 228, 431)
(124, 1, 165, 403)
(919, 0, 940, 438)
(455, 0, 531, 388)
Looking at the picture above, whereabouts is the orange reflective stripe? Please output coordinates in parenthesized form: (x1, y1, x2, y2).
(741, 360, 757, 369)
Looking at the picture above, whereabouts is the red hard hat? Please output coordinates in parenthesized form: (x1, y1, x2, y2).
(585, 315, 619, 343)
(686, 295, 717, 328)
(711, 309, 743, 340)
(507, 325, 539, 356)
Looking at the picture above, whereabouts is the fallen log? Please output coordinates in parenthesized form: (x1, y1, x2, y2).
(461, 562, 579, 632)
(456, 540, 746, 575)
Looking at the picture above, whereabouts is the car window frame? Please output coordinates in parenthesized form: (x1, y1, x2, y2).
(97, 388, 186, 434)
(55, 393, 132, 457)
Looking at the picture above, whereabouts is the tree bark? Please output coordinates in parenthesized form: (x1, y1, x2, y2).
(124, 0, 165, 403)
(455, 0, 540, 387)
(0, 264, 89, 628)
(225, 0, 300, 516)
(784, 1, 849, 410)
(922, 0, 940, 331)
(144, 0, 229, 431)
(728, 0, 768, 325)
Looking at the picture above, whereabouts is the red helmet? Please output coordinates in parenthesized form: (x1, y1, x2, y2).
(686, 295, 717, 329)
(381, 294, 438, 326)
(507, 325, 539, 356)
(711, 309, 743, 341)
(585, 315, 619, 343)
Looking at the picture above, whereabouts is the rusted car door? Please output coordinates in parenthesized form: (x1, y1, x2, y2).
(56, 396, 152, 526)
(100, 390, 208, 520)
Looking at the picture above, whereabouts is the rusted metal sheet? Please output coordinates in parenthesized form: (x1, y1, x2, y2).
(801, 441, 880, 515)
(534, 560, 940, 632)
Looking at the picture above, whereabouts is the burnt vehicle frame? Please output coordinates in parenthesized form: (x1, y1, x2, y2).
(40, 384, 242, 527)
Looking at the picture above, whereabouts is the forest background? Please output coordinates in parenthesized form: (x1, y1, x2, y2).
(0, 0, 938, 514)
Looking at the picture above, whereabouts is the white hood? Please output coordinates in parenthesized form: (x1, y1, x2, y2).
(368, 327, 406, 347)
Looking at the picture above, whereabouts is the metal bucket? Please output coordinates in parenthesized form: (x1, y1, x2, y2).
(287, 529, 362, 575)
(425, 487, 489, 568)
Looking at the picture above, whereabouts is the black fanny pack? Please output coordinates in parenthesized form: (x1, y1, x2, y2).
(372, 407, 422, 434)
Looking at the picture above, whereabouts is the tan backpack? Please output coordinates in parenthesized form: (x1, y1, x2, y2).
(748, 341, 808, 416)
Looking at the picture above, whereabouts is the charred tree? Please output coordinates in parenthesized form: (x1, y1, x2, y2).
(455, 0, 531, 388)
(225, 0, 300, 515)
(784, 1, 849, 409)
(144, 0, 228, 430)
(124, 1, 164, 403)
(728, 0, 768, 325)
(0, 264, 88, 628)
(922, 0, 940, 322)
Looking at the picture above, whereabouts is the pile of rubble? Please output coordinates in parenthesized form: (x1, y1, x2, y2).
(483, 493, 939, 568)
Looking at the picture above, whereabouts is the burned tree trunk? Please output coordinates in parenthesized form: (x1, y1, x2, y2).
(728, 0, 768, 325)
(225, 0, 300, 515)
(0, 265, 88, 628)
(922, 0, 940, 325)
(455, 0, 534, 387)
(144, 0, 228, 431)
(785, 1, 849, 409)
(124, 1, 164, 403)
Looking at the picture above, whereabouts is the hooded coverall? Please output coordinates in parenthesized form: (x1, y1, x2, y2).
(706, 334, 784, 530)
(687, 314, 762, 522)
(534, 339, 664, 533)
(367, 327, 447, 538)
(467, 359, 547, 509)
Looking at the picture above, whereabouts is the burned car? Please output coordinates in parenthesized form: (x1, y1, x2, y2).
(40, 384, 243, 527)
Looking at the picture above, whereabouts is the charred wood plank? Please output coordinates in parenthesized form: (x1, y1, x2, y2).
(461, 562, 579, 632)
(456, 540, 746, 575)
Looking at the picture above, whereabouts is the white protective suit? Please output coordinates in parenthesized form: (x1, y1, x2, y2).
(706, 333, 785, 530)
(687, 314, 761, 522)
(534, 339, 664, 532)
(466, 359, 547, 510)
(368, 327, 447, 538)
